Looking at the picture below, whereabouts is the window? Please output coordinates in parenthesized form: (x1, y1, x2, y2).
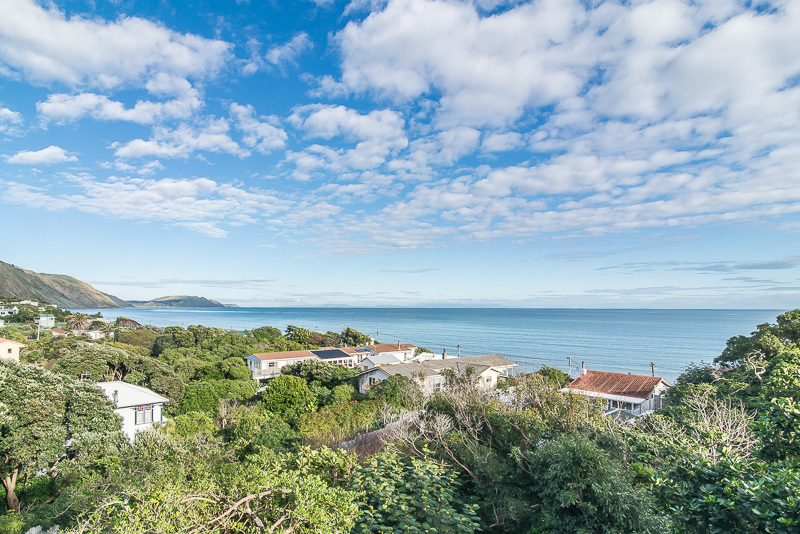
(135, 404, 154, 425)
(268, 362, 276, 368)
(6, 349, 11, 354)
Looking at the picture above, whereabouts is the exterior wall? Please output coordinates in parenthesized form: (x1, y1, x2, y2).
(117, 403, 165, 441)
(36, 316, 55, 328)
(321, 355, 359, 368)
(374, 349, 414, 361)
(0, 341, 22, 362)
(358, 368, 391, 394)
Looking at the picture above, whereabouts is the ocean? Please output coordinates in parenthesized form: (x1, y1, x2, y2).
(75, 307, 785, 383)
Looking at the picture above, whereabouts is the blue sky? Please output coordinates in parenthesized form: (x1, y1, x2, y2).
(1, 0, 799, 308)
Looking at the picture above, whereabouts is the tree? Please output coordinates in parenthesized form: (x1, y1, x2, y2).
(152, 326, 196, 356)
(349, 452, 480, 534)
(523, 434, 666, 533)
(285, 325, 311, 345)
(66, 313, 89, 336)
(0, 361, 123, 512)
(341, 327, 371, 347)
(260, 375, 316, 418)
(50, 343, 185, 404)
(282, 359, 358, 390)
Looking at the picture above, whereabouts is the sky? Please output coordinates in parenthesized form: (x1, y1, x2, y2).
(0, 0, 799, 308)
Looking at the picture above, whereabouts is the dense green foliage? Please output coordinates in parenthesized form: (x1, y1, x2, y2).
(349, 452, 480, 533)
(3, 310, 800, 533)
(0, 361, 124, 513)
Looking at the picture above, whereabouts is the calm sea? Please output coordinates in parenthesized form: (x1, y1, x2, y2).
(75, 307, 785, 382)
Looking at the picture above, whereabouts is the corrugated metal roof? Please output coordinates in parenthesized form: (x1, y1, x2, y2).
(95, 381, 168, 408)
(566, 371, 670, 399)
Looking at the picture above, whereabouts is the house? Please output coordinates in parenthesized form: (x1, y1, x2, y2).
(358, 354, 517, 395)
(35, 314, 55, 328)
(95, 381, 169, 441)
(360, 343, 416, 362)
(51, 328, 70, 337)
(78, 329, 111, 340)
(311, 347, 360, 368)
(0, 338, 25, 362)
(360, 353, 403, 371)
(562, 370, 671, 418)
(0, 306, 19, 317)
(246, 350, 320, 381)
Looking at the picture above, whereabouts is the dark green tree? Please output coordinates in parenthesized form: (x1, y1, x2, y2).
(0, 361, 124, 512)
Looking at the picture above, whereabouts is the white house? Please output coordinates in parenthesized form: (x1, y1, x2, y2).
(0, 338, 25, 362)
(562, 370, 671, 418)
(95, 381, 168, 441)
(361, 343, 417, 362)
(35, 314, 55, 328)
(246, 350, 320, 381)
(358, 354, 517, 395)
(360, 354, 403, 371)
(0, 306, 18, 317)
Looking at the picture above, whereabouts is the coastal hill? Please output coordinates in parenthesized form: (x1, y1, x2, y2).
(128, 295, 227, 308)
(0, 260, 129, 308)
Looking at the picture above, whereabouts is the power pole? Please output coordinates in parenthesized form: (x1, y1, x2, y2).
(651, 362, 655, 377)
(568, 357, 572, 377)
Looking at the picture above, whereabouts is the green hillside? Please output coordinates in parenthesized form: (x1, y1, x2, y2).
(0, 260, 129, 308)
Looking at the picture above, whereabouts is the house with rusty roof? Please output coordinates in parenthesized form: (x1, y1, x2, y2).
(357, 354, 517, 395)
(562, 369, 671, 418)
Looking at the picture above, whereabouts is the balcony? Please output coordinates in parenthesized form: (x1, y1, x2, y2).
(251, 368, 282, 380)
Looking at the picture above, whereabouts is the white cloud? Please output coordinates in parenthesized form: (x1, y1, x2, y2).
(481, 132, 523, 152)
(0, 106, 23, 135)
(113, 118, 247, 159)
(265, 33, 313, 73)
(5, 145, 77, 165)
(336, 0, 591, 128)
(0, 175, 292, 238)
(0, 0, 231, 89)
(230, 103, 287, 154)
(37, 91, 203, 124)
(288, 104, 408, 171)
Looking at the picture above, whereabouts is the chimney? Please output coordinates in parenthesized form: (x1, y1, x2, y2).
(113, 390, 119, 404)
(397, 341, 401, 349)
(581, 361, 586, 375)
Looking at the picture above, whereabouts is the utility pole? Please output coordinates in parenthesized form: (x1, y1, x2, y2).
(568, 357, 572, 377)
(651, 362, 656, 377)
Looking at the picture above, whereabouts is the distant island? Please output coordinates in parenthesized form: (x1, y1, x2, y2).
(128, 295, 229, 308)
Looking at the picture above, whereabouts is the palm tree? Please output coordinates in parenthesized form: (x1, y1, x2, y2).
(66, 313, 89, 336)
(99, 322, 114, 343)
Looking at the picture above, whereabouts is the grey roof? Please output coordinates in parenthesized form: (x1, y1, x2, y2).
(428, 354, 517, 370)
(362, 354, 403, 366)
(311, 348, 354, 360)
(373, 355, 515, 380)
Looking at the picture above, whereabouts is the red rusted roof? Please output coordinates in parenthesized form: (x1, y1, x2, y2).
(566, 370, 669, 399)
